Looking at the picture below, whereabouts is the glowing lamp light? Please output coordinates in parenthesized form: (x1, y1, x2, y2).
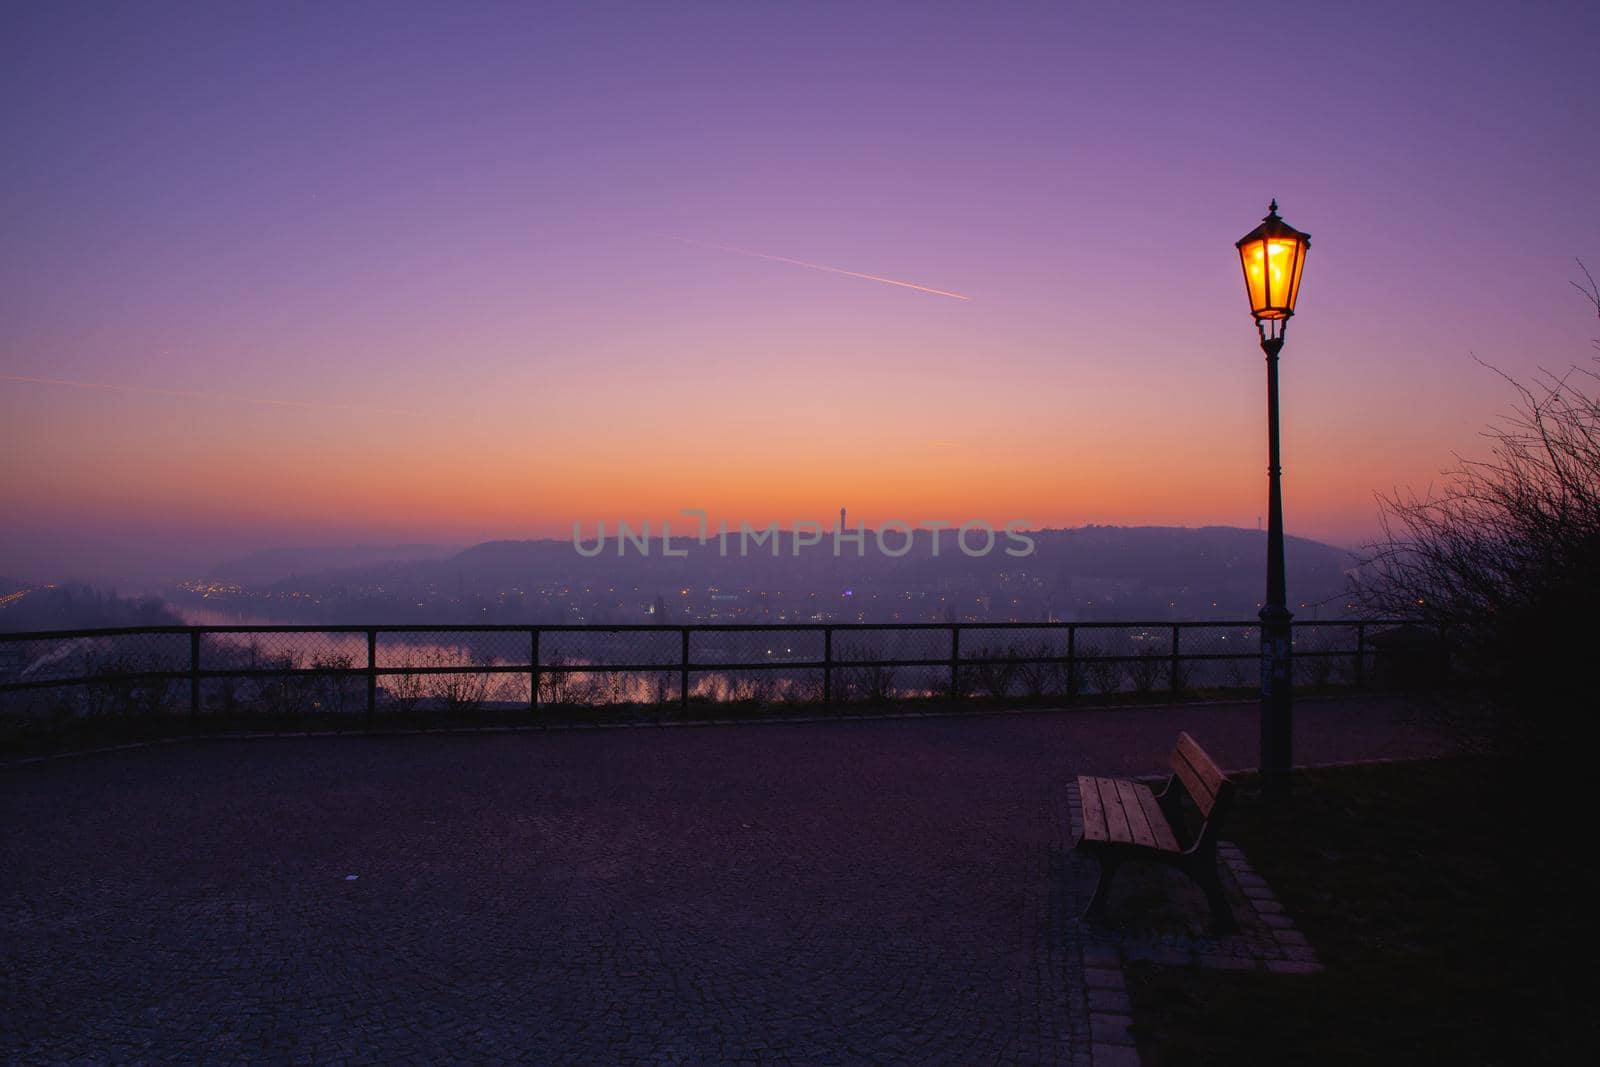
(1236, 200, 1310, 324)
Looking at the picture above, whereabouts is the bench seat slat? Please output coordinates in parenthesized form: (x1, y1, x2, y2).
(1097, 777, 1132, 843)
(1116, 778, 1159, 848)
(1133, 783, 1182, 852)
(1077, 776, 1180, 852)
(1077, 775, 1108, 841)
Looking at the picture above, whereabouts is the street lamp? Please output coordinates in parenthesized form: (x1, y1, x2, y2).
(1236, 199, 1310, 800)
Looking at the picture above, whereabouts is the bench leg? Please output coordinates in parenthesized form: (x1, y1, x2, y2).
(1192, 857, 1237, 934)
(1083, 853, 1121, 921)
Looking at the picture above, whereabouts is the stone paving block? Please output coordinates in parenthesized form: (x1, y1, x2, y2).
(1082, 945, 1122, 968)
(1197, 953, 1260, 971)
(1087, 990, 1132, 1014)
(1088, 1014, 1134, 1046)
(1091, 1043, 1143, 1067)
(1083, 968, 1127, 991)
(1266, 960, 1325, 975)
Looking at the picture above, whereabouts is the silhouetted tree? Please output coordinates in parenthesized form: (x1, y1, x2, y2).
(1360, 266, 1598, 1041)
(1361, 264, 1600, 764)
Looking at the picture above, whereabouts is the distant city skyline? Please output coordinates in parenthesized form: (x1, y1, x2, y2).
(3, 2, 1598, 581)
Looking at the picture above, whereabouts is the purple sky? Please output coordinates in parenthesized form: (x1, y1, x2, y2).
(3, 1, 1598, 581)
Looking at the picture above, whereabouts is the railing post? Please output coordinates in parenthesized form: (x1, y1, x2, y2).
(366, 629, 377, 731)
(530, 628, 540, 712)
(1066, 624, 1077, 704)
(823, 627, 833, 708)
(1170, 623, 1182, 693)
(680, 627, 690, 711)
(1354, 621, 1366, 688)
(189, 629, 201, 722)
(949, 625, 961, 702)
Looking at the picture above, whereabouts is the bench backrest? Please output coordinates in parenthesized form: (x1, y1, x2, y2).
(1167, 731, 1231, 820)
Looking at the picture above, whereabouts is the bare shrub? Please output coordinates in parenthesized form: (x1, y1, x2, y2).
(1301, 652, 1336, 690)
(968, 645, 1020, 700)
(385, 669, 427, 715)
(843, 662, 897, 703)
(95, 656, 176, 717)
(1221, 654, 1251, 690)
(407, 648, 494, 712)
(539, 653, 577, 705)
(1011, 642, 1069, 699)
(1361, 268, 1600, 765)
(310, 654, 359, 715)
(833, 641, 897, 703)
(1127, 648, 1165, 696)
(1078, 644, 1123, 695)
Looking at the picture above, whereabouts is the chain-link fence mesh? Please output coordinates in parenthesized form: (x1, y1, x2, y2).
(538, 628, 680, 706)
(960, 626, 1069, 700)
(0, 632, 189, 720)
(1292, 623, 1362, 689)
(1173, 624, 1260, 691)
(830, 628, 948, 702)
(197, 631, 366, 720)
(687, 629, 824, 705)
(375, 630, 531, 713)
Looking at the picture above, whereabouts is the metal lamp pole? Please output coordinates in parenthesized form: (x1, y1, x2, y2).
(1236, 200, 1310, 801)
(1259, 330, 1293, 799)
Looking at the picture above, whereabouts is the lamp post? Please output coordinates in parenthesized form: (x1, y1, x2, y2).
(1236, 200, 1310, 800)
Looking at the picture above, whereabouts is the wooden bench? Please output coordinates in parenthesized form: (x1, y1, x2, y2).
(1075, 731, 1237, 931)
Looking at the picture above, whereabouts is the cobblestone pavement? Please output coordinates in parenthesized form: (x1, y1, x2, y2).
(1, 697, 1444, 1064)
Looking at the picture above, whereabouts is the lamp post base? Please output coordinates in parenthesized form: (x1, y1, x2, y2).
(1259, 604, 1294, 799)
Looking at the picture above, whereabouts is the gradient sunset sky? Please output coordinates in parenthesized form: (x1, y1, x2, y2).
(3, 1, 1598, 580)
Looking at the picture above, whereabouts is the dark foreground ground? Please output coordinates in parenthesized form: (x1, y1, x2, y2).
(2, 696, 1449, 1065)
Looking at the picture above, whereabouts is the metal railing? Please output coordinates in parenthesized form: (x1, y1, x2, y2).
(0, 620, 1432, 727)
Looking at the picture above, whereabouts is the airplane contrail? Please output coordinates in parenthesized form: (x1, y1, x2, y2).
(0, 374, 426, 417)
(658, 235, 971, 301)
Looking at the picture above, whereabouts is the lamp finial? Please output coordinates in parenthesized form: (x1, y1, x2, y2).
(1267, 198, 1279, 216)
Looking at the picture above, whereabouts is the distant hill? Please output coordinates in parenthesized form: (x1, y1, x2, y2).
(245, 525, 1357, 622)
(398, 524, 1350, 585)
(207, 544, 461, 585)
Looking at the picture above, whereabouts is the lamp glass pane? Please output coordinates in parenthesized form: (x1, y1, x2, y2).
(1240, 236, 1305, 318)
(1240, 238, 1271, 316)
(1284, 239, 1307, 314)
